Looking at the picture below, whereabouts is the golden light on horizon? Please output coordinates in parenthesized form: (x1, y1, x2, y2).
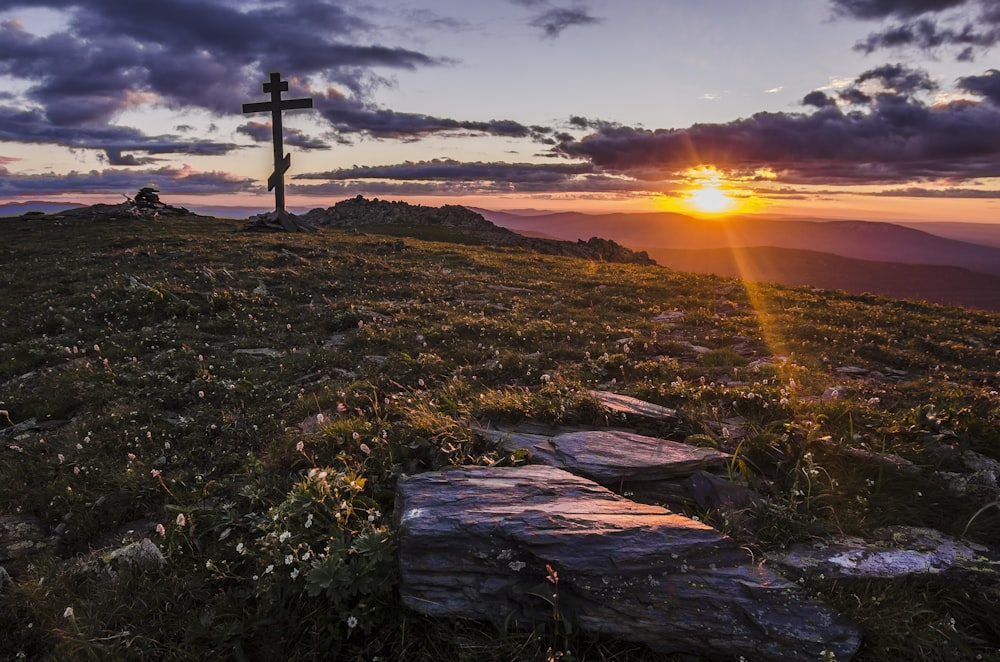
(679, 166, 745, 216)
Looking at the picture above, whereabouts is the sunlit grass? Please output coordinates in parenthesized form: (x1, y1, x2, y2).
(0, 212, 998, 660)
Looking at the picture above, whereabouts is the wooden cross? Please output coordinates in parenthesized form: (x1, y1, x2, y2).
(242, 72, 313, 215)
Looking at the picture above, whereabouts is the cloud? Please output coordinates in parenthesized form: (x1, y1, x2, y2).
(0, 0, 450, 153)
(236, 121, 328, 150)
(292, 158, 681, 198)
(875, 186, 1000, 197)
(830, 0, 972, 20)
(296, 158, 594, 183)
(556, 65, 1000, 186)
(958, 69, 1000, 104)
(0, 164, 255, 197)
(830, 0, 1000, 59)
(509, 0, 602, 37)
(530, 7, 602, 37)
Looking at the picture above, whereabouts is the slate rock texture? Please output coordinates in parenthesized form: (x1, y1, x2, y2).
(395, 465, 862, 661)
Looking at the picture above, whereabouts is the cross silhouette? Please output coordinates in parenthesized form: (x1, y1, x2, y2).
(242, 72, 314, 216)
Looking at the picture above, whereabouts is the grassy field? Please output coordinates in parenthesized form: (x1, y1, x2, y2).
(1, 212, 998, 661)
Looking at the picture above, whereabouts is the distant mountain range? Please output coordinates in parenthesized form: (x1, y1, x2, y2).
(0, 201, 85, 216)
(475, 208, 1000, 311)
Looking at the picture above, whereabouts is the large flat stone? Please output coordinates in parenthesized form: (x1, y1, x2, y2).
(395, 465, 861, 661)
(475, 427, 730, 484)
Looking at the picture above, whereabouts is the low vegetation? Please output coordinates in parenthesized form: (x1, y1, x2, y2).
(1, 212, 998, 660)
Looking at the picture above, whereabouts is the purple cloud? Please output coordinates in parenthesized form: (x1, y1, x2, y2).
(557, 66, 1000, 185)
(830, 0, 1000, 59)
(958, 69, 1000, 104)
(0, 164, 255, 197)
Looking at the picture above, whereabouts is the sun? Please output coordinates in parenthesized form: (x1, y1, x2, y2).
(680, 167, 740, 216)
(687, 183, 737, 214)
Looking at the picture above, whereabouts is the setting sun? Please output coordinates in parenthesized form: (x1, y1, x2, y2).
(681, 167, 739, 215)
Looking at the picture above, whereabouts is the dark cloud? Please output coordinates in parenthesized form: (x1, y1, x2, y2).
(531, 7, 602, 38)
(237, 121, 328, 150)
(958, 69, 1000, 104)
(802, 91, 838, 108)
(296, 158, 594, 183)
(290, 158, 679, 198)
(557, 67, 1000, 185)
(103, 149, 159, 166)
(875, 186, 1000, 197)
(0, 0, 458, 154)
(0, 164, 255, 197)
(508, 0, 602, 38)
(0, 106, 238, 156)
(830, 0, 1000, 59)
(831, 0, 971, 20)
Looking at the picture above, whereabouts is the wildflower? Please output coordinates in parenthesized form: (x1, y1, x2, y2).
(236, 542, 245, 554)
(305, 514, 314, 528)
(265, 564, 274, 574)
(337, 402, 347, 413)
(285, 554, 294, 565)
(545, 564, 559, 585)
(198, 390, 205, 399)
(155, 523, 166, 537)
(57, 454, 65, 464)
(63, 607, 74, 619)
(359, 443, 371, 456)
(290, 568, 300, 580)
(279, 531, 291, 542)
(295, 440, 305, 453)
(151, 469, 161, 478)
(352, 431, 360, 440)
(346, 615, 358, 629)
(176, 513, 186, 527)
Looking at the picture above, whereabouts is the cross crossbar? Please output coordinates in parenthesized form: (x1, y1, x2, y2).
(242, 72, 314, 215)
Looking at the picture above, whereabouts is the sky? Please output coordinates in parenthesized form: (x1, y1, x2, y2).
(0, 0, 999, 221)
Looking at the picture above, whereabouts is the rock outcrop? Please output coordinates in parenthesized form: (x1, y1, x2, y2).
(302, 196, 656, 265)
(395, 465, 862, 661)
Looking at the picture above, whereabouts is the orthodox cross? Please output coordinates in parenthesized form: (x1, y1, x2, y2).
(242, 72, 313, 215)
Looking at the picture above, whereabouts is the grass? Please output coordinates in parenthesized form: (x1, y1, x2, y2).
(1, 212, 998, 661)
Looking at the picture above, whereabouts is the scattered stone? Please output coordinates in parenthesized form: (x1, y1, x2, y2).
(88, 519, 159, 551)
(395, 465, 862, 661)
(774, 526, 1000, 580)
(933, 449, 1000, 503)
(589, 390, 677, 421)
(0, 515, 59, 564)
(651, 311, 686, 323)
(0, 418, 70, 439)
(243, 210, 318, 233)
(233, 348, 283, 358)
(676, 341, 712, 355)
(703, 416, 749, 441)
(298, 411, 333, 434)
(822, 386, 847, 401)
(105, 538, 167, 573)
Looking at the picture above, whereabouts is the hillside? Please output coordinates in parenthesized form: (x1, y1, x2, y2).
(478, 208, 1000, 310)
(1, 210, 998, 660)
(649, 245, 1000, 311)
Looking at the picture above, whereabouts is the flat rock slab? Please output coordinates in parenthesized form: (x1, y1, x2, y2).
(775, 526, 1000, 579)
(396, 465, 861, 661)
(590, 391, 677, 420)
(474, 427, 728, 484)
